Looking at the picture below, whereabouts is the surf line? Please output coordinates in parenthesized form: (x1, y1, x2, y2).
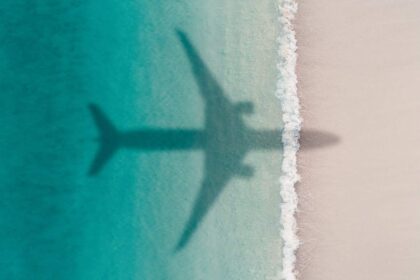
(276, 1, 300, 280)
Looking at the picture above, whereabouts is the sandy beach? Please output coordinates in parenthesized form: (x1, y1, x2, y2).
(296, 1, 420, 279)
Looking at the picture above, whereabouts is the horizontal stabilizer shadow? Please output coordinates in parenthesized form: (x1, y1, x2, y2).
(88, 104, 119, 176)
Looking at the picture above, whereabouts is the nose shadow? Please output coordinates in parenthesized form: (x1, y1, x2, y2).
(300, 129, 340, 150)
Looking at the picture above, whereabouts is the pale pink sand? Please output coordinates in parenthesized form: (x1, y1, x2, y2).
(296, 1, 420, 279)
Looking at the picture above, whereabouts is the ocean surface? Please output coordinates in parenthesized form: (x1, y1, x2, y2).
(0, 1, 296, 279)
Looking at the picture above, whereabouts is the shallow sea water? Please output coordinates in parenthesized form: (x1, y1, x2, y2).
(0, 1, 284, 279)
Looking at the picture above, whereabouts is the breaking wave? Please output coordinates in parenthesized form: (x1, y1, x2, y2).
(276, 1, 301, 280)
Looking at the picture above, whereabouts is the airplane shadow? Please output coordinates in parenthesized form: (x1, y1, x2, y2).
(87, 30, 340, 252)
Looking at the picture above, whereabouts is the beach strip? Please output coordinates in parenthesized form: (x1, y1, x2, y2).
(296, 1, 420, 279)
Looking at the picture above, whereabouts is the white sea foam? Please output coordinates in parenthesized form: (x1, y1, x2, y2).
(276, 1, 300, 280)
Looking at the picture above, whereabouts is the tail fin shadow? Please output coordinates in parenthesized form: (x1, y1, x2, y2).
(88, 104, 119, 176)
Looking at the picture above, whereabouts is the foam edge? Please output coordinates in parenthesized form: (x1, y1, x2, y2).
(275, 1, 301, 280)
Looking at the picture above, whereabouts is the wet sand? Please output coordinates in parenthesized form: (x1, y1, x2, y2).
(296, 1, 420, 279)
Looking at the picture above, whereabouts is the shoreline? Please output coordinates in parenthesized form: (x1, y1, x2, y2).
(296, 1, 420, 279)
(276, 1, 300, 280)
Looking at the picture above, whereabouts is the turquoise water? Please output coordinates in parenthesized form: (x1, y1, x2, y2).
(0, 1, 283, 279)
